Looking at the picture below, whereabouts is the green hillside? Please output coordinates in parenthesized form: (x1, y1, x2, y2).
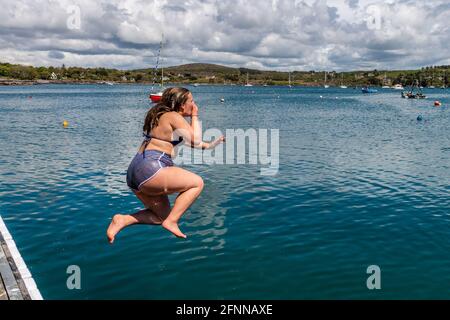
(1, 62, 449, 87)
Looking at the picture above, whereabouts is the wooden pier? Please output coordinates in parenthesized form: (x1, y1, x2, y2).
(0, 216, 42, 300)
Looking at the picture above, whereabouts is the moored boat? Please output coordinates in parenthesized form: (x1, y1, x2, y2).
(339, 73, 347, 88)
(149, 35, 166, 103)
(362, 86, 378, 93)
(149, 92, 163, 103)
(244, 73, 253, 87)
(401, 80, 426, 99)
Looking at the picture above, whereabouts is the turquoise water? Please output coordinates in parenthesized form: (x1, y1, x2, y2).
(0, 84, 449, 299)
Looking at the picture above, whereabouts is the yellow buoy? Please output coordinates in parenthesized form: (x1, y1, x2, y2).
(63, 120, 69, 128)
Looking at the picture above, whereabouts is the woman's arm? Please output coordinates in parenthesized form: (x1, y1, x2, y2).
(169, 106, 206, 146)
(190, 111, 203, 146)
(189, 105, 225, 149)
(190, 136, 225, 150)
(170, 119, 202, 146)
(170, 107, 225, 149)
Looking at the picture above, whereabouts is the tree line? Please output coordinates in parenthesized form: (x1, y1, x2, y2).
(0, 62, 448, 87)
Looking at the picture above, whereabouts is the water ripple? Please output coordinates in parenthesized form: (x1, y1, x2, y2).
(0, 85, 449, 299)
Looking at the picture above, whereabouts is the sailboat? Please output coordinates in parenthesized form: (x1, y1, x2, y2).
(428, 72, 435, 88)
(149, 35, 165, 103)
(382, 73, 390, 88)
(244, 73, 253, 87)
(324, 72, 329, 88)
(339, 73, 347, 89)
(288, 72, 292, 88)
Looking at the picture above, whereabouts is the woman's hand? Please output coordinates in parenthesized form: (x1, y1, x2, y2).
(209, 135, 225, 149)
(191, 103, 199, 117)
(216, 135, 226, 144)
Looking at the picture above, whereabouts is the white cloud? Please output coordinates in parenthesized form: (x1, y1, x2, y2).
(0, 0, 448, 71)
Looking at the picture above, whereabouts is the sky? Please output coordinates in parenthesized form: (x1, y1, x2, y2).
(0, 0, 449, 71)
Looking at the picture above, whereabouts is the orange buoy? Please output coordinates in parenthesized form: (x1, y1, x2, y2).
(63, 120, 69, 128)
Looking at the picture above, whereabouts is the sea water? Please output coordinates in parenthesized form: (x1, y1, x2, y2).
(0, 84, 449, 299)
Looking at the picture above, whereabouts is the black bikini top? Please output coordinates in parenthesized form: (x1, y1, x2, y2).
(141, 132, 183, 158)
(143, 132, 183, 147)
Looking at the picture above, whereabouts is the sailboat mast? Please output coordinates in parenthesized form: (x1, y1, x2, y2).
(160, 34, 164, 88)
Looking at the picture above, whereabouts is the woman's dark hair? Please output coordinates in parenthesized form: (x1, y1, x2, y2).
(143, 87, 191, 134)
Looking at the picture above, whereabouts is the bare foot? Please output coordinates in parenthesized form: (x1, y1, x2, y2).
(106, 214, 128, 244)
(162, 220, 187, 239)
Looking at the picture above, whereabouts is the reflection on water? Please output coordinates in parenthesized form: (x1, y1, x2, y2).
(0, 84, 449, 299)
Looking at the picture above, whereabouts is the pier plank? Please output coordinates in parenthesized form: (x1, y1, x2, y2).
(0, 216, 41, 300)
(0, 244, 23, 300)
(0, 275, 7, 300)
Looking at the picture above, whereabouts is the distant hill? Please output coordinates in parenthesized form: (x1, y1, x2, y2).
(166, 63, 238, 74)
(135, 63, 238, 75)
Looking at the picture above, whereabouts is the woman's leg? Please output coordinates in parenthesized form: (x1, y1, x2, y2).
(140, 167, 204, 239)
(106, 193, 171, 244)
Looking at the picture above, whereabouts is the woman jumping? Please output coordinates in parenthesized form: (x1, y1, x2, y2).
(107, 87, 225, 242)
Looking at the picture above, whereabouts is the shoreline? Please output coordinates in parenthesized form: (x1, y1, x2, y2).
(0, 78, 323, 87)
(0, 78, 448, 89)
(0, 79, 328, 87)
(0, 79, 153, 86)
(2, 62, 448, 88)
(0, 79, 400, 88)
